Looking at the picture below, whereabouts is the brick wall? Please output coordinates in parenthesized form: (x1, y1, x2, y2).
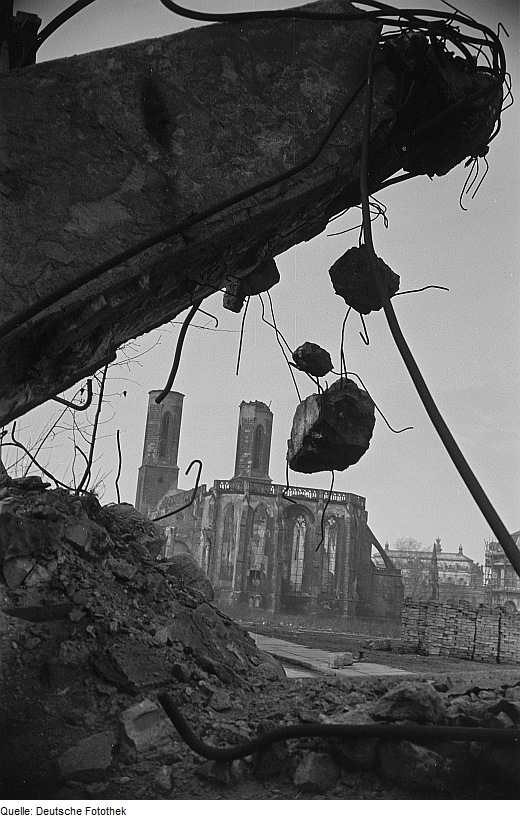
(402, 599, 520, 663)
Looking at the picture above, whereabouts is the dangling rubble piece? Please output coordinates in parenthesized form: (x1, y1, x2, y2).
(223, 258, 280, 313)
(287, 378, 375, 473)
(382, 31, 504, 178)
(292, 342, 333, 378)
(329, 245, 400, 314)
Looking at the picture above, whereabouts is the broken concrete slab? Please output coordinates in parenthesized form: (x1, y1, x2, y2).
(58, 730, 116, 783)
(119, 698, 177, 761)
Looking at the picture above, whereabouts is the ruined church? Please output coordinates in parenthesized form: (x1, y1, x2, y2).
(135, 391, 402, 622)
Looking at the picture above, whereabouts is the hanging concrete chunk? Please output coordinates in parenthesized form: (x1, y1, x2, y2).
(223, 258, 280, 313)
(292, 342, 333, 378)
(329, 245, 400, 314)
(287, 378, 375, 473)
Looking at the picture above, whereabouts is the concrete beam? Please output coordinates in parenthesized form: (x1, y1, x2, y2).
(0, 1, 501, 424)
(0, 1, 400, 424)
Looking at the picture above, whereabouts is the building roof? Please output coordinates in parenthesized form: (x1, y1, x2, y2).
(383, 548, 478, 566)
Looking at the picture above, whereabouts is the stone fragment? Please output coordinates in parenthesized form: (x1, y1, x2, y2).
(321, 707, 379, 770)
(119, 698, 176, 760)
(330, 652, 354, 668)
(84, 783, 108, 797)
(431, 674, 454, 693)
(58, 730, 115, 783)
(446, 697, 505, 729)
(0, 498, 20, 515)
(154, 765, 173, 793)
(209, 689, 233, 711)
(223, 259, 280, 312)
(0, 513, 56, 565)
(171, 662, 192, 683)
(378, 741, 452, 792)
(287, 378, 375, 473)
(256, 660, 286, 681)
(12, 476, 51, 491)
(2, 556, 36, 588)
(293, 752, 340, 794)
(64, 517, 93, 557)
(23, 563, 51, 587)
(92, 644, 173, 693)
(162, 554, 214, 602)
(371, 682, 448, 725)
(253, 719, 288, 779)
(292, 342, 333, 377)
(488, 698, 520, 725)
(197, 760, 233, 785)
(105, 503, 166, 557)
(231, 759, 250, 782)
(58, 640, 90, 667)
(364, 638, 393, 651)
(107, 557, 137, 582)
(329, 245, 400, 314)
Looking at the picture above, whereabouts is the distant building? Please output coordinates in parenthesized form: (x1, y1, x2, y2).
(135, 392, 403, 621)
(485, 532, 520, 612)
(373, 538, 485, 606)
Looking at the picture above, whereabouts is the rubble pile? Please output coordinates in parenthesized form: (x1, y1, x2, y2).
(0, 476, 283, 797)
(185, 677, 520, 799)
(1, 476, 518, 800)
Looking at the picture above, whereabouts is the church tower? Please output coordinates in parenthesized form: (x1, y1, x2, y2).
(135, 391, 184, 515)
(232, 400, 273, 483)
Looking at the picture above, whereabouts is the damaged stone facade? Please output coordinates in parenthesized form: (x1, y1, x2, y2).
(485, 532, 520, 612)
(136, 392, 403, 622)
(374, 539, 485, 606)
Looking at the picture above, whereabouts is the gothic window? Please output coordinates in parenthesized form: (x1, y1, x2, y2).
(252, 425, 264, 470)
(203, 536, 212, 575)
(158, 412, 171, 460)
(321, 516, 338, 593)
(250, 506, 268, 571)
(220, 504, 235, 581)
(290, 516, 306, 591)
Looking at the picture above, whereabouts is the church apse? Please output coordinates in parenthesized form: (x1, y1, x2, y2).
(139, 393, 403, 624)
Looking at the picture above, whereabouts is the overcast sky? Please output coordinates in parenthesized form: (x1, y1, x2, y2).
(8, 0, 520, 564)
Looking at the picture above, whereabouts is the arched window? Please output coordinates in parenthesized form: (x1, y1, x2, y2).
(220, 505, 235, 581)
(290, 516, 306, 591)
(203, 536, 212, 575)
(158, 412, 171, 460)
(250, 506, 268, 571)
(252, 425, 264, 470)
(321, 516, 338, 593)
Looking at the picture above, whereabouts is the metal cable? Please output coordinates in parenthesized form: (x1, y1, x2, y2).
(358, 29, 520, 578)
(158, 691, 520, 763)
